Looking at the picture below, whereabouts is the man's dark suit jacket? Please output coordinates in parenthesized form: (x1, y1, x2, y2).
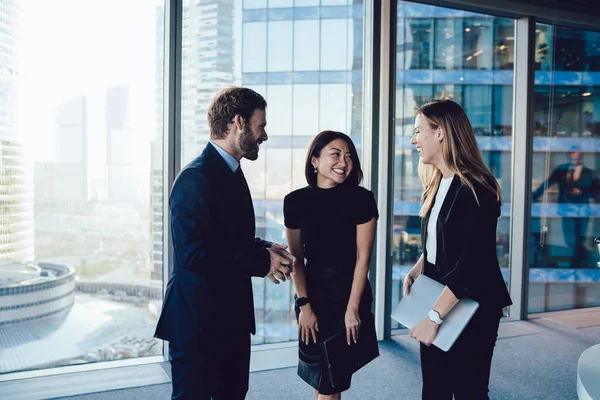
(532, 163, 596, 204)
(421, 175, 512, 309)
(155, 143, 272, 349)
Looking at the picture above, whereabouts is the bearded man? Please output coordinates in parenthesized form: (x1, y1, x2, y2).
(155, 87, 295, 400)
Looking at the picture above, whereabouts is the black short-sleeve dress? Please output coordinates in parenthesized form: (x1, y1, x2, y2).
(284, 183, 379, 395)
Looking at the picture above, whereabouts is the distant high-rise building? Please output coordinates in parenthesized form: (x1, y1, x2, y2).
(181, 0, 235, 165)
(105, 84, 137, 204)
(0, 1, 34, 261)
(151, 6, 164, 281)
(34, 96, 88, 212)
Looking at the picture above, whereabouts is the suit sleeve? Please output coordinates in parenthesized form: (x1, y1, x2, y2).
(170, 169, 270, 277)
(532, 168, 558, 201)
(254, 238, 274, 248)
(442, 187, 495, 299)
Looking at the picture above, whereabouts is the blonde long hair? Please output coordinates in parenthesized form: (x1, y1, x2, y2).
(417, 100, 501, 217)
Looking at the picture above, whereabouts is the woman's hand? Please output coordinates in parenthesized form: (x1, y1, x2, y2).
(409, 317, 439, 346)
(298, 305, 318, 345)
(345, 306, 361, 345)
(403, 265, 422, 296)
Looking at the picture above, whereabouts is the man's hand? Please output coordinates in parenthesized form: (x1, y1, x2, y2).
(266, 244, 295, 284)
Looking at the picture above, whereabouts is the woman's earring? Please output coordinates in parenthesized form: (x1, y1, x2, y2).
(314, 168, 317, 174)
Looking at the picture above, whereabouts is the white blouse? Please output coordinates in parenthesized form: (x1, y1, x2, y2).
(426, 176, 454, 265)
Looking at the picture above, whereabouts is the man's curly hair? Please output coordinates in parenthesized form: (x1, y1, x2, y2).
(207, 87, 267, 140)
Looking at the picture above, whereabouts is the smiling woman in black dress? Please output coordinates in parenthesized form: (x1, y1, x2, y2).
(284, 130, 379, 400)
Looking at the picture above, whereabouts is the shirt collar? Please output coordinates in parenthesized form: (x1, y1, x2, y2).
(210, 141, 239, 173)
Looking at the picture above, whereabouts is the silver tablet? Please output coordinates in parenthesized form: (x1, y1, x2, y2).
(391, 274, 479, 352)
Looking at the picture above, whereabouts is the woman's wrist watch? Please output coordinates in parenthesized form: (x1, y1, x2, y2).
(296, 297, 310, 308)
(427, 309, 443, 325)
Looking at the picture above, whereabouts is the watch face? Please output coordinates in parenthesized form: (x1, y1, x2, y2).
(296, 297, 308, 307)
(428, 309, 442, 324)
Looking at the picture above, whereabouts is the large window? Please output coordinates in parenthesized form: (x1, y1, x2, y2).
(0, 0, 164, 374)
(528, 23, 600, 313)
(181, 1, 364, 345)
(391, 1, 514, 329)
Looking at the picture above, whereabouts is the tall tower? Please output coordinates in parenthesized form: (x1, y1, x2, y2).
(151, 6, 165, 281)
(181, 0, 235, 165)
(0, 0, 34, 261)
(105, 84, 136, 204)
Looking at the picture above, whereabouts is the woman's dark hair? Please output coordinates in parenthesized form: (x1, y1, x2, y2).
(207, 86, 267, 139)
(304, 130, 363, 187)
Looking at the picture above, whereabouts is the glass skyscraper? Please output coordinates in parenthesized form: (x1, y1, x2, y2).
(0, 0, 33, 262)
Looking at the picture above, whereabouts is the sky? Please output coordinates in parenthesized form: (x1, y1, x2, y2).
(17, 0, 163, 201)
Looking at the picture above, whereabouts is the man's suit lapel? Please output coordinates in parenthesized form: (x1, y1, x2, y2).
(202, 144, 256, 235)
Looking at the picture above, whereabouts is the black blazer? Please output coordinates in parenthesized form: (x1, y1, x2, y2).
(421, 176, 512, 309)
(154, 143, 272, 349)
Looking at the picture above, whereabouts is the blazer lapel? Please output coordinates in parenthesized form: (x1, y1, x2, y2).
(203, 144, 256, 235)
(437, 175, 460, 223)
(434, 175, 460, 269)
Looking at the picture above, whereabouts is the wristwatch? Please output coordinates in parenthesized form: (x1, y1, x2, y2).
(427, 309, 443, 325)
(295, 297, 310, 308)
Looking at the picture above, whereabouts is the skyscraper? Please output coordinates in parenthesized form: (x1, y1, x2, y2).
(151, 6, 165, 281)
(0, 0, 34, 261)
(181, 0, 235, 165)
(34, 96, 88, 212)
(105, 84, 137, 205)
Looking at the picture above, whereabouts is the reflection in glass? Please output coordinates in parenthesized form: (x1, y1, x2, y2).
(529, 23, 600, 313)
(434, 18, 462, 70)
(494, 19, 515, 70)
(463, 17, 493, 70)
(406, 18, 433, 70)
(392, 1, 514, 329)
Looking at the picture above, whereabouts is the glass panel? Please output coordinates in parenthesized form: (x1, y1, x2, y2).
(294, 20, 320, 71)
(463, 17, 493, 70)
(268, 21, 293, 72)
(392, 1, 514, 329)
(244, 0, 267, 9)
(0, 0, 165, 374)
(181, 0, 364, 345)
(319, 84, 350, 132)
(266, 85, 292, 136)
(243, 22, 267, 74)
(406, 18, 433, 69)
(494, 18, 515, 70)
(293, 84, 319, 136)
(294, 0, 319, 6)
(434, 18, 462, 70)
(269, 0, 293, 7)
(529, 23, 600, 313)
(322, 0, 348, 5)
(320, 19, 348, 71)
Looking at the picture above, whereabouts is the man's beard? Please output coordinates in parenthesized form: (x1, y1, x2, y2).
(239, 122, 261, 161)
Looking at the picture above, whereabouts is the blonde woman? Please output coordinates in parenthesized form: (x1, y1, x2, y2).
(404, 100, 512, 399)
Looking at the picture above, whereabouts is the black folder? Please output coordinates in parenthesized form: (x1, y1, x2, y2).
(318, 315, 379, 388)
